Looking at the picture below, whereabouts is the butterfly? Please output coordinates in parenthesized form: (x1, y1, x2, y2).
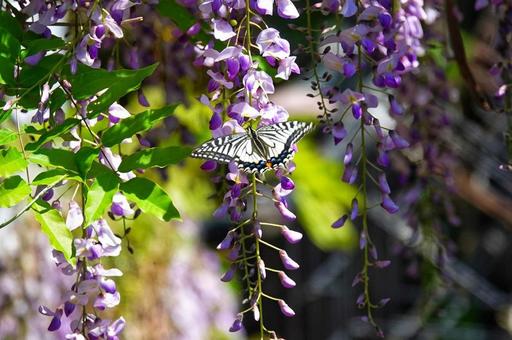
(191, 121, 314, 173)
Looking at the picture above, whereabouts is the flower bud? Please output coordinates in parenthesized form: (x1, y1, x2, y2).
(380, 194, 399, 214)
(227, 243, 240, 261)
(343, 143, 353, 165)
(350, 199, 358, 220)
(278, 300, 295, 317)
(281, 226, 303, 244)
(221, 264, 236, 282)
(200, 160, 217, 172)
(279, 250, 300, 270)
(229, 314, 243, 332)
(332, 215, 348, 228)
(258, 258, 266, 280)
(253, 221, 262, 239)
(378, 173, 391, 194)
(217, 231, 234, 250)
(278, 271, 296, 288)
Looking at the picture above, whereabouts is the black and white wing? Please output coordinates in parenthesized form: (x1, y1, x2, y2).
(191, 121, 314, 173)
(248, 121, 314, 172)
(190, 133, 249, 164)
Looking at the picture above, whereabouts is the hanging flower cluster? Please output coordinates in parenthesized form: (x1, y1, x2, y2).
(191, 0, 304, 337)
(0, 0, 182, 338)
(474, 1, 512, 169)
(40, 224, 124, 339)
(6, 0, 512, 338)
(299, 0, 426, 335)
(394, 1, 461, 232)
(34, 90, 137, 338)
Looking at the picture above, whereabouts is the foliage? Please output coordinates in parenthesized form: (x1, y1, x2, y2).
(0, 0, 511, 339)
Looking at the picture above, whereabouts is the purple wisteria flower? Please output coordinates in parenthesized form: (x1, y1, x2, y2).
(193, 0, 304, 336)
(111, 193, 135, 217)
(66, 201, 83, 231)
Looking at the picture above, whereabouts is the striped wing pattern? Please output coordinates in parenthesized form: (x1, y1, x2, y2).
(191, 121, 314, 173)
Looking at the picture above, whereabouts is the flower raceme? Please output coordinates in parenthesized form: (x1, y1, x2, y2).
(40, 219, 124, 338)
(299, 0, 426, 336)
(192, 0, 305, 337)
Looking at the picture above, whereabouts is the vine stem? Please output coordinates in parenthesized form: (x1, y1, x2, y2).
(305, 0, 332, 126)
(0, 180, 61, 230)
(251, 173, 265, 340)
(357, 43, 376, 327)
(243, 4, 265, 335)
(13, 59, 30, 184)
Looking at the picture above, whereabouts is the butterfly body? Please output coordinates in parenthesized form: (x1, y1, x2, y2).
(191, 121, 314, 173)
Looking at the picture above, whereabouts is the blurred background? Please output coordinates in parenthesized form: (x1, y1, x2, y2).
(2, 1, 512, 339)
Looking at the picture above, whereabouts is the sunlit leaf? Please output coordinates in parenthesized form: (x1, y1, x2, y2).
(102, 105, 177, 147)
(120, 177, 180, 221)
(0, 109, 11, 125)
(84, 171, 119, 225)
(66, 64, 158, 117)
(32, 200, 74, 263)
(0, 128, 17, 145)
(0, 175, 31, 207)
(118, 146, 191, 172)
(29, 148, 79, 174)
(75, 147, 99, 179)
(0, 147, 27, 177)
(32, 169, 81, 185)
(25, 118, 80, 151)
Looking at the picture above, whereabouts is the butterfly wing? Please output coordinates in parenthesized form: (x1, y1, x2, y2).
(190, 133, 249, 164)
(191, 121, 314, 173)
(255, 121, 314, 169)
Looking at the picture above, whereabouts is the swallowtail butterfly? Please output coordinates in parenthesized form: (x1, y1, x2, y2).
(191, 121, 314, 173)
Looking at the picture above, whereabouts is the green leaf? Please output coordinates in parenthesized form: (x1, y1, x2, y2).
(0, 128, 17, 145)
(120, 177, 180, 221)
(24, 125, 44, 135)
(66, 64, 158, 117)
(16, 54, 65, 109)
(23, 37, 65, 57)
(102, 105, 177, 147)
(0, 148, 27, 177)
(157, 0, 195, 30)
(18, 54, 64, 88)
(32, 200, 74, 262)
(88, 161, 118, 179)
(32, 169, 82, 185)
(0, 12, 23, 41)
(84, 171, 119, 225)
(0, 109, 11, 124)
(0, 56, 15, 85)
(118, 146, 191, 172)
(75, 147, 99, 179)
(0, 175, 31, 207)
(0, 27, 20, 61)
(29, 148, 79, 173)
(25, 118, 80, 151)
(49, 88, 67, 114)
(157, 1, 208, 41)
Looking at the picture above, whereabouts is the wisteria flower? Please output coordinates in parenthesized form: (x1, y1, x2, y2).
(212, 19, 236, 41)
